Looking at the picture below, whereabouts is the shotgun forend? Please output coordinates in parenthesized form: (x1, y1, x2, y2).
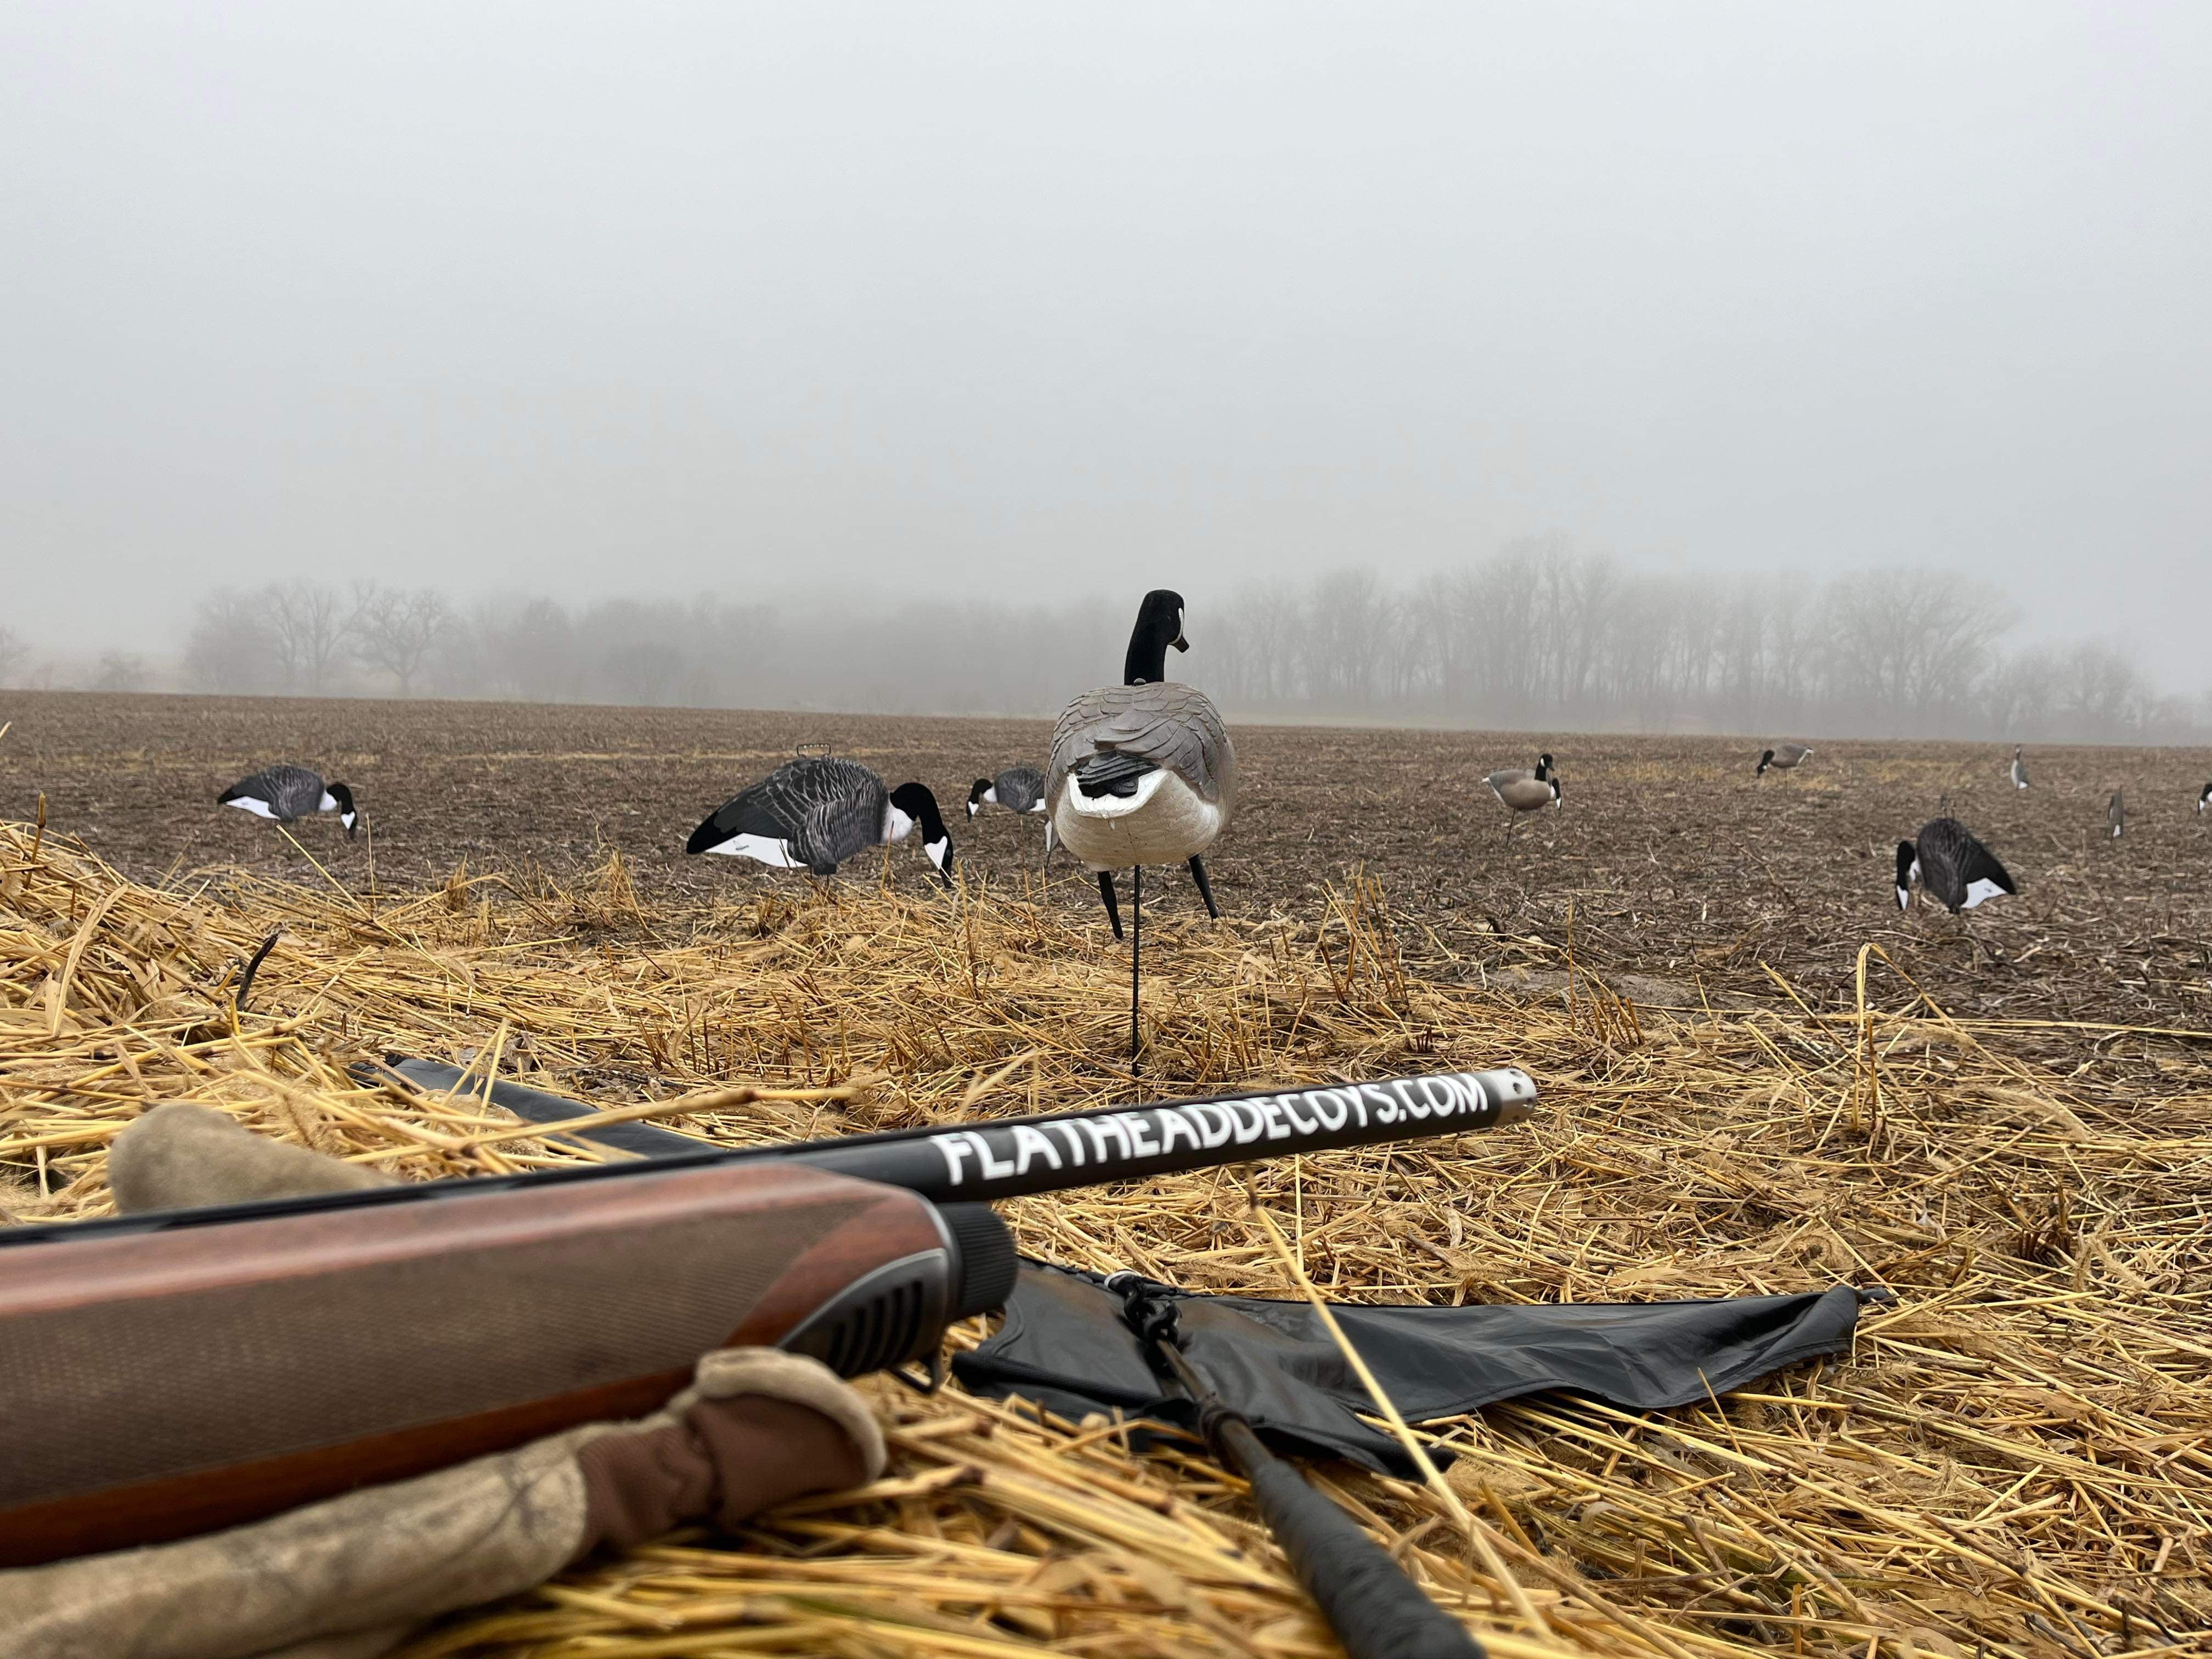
(0, 1068, 1535, 1567)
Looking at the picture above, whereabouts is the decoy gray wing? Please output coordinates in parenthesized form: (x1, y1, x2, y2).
(995, 767, 1046, 814)
(219, 765, 326, 822)
(1915, 817, 2017, 912)
(1048, 684, 1235, 808)
(796, 783, 895, 873)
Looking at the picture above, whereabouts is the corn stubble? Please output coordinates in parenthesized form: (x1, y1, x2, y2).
(2, 822, 2206, 1658)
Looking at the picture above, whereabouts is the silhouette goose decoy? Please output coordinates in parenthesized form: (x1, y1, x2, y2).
(685, 754, 954, 888)
(967, 767, 1047, 820)
(217, 766, 358, 838)
(1757, 743, 1813, 777)
(1047, 589, 1235, 1066)
(1895, 818, 2017, 913)
(2108, 791, 2125, 839)
(2010, 746, 2029, 790)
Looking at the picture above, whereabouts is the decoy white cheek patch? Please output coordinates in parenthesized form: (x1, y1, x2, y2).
(926, 837, 950, 870)
(227, 798, 277, 819)
(1895, 886, 1911, 910)
(1962, 878, 2008, 909)
(706, 833, 803, 867)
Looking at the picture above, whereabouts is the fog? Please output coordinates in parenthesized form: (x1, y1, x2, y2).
(4, 4, 2209, 709)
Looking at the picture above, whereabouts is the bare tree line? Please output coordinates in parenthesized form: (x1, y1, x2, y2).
(4, 546, 2203, 743)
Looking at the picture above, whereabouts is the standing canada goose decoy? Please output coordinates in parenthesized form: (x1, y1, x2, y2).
(685, 755, 954, 888)
(2108, 791, 2125, 839)
(1895, 818, 2017, 913)
(967, 767, 1047, 819)
(1483, 768, 1562, 833)
(1047, 589, 1235, 1067)
(1757, 743, 1813, 777)
(2011, 746, 2029, 789)
(217, 766, 358, 838)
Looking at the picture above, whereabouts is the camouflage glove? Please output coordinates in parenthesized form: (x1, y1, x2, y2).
(0, 1105, 887, 1659)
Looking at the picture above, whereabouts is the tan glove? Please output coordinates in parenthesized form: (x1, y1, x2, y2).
(0, 1105, 887, 1659)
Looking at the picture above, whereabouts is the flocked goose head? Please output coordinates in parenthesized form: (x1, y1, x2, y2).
(1894, 840, 1918, 910)
(328, 783, 359, 838)
(1122, 590, 1189, 686)
(966, 778, 994, 820)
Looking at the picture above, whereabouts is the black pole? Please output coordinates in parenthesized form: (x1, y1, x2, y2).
(1111, 1275, 1486, 1659)
(1131, 862, 1142, 1071)
(24, 1066, 1539, 1245)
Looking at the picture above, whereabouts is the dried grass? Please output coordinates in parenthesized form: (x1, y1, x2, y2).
(2, 820, 2208, 1658)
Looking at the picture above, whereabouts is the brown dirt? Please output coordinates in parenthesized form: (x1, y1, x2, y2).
(4, 691, 2207, 1039)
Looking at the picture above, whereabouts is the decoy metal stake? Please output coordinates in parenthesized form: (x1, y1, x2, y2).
(1130, 863, 1143, 1073)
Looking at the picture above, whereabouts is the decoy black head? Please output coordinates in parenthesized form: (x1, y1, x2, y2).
(2198, 782, 2210, 813)
(329, 783, 358, 838)
(1757, 748, 1775, 776)
(890, 782, 956, 889)
(1894, 840, 1917, 910)
(1536, 753, 1555, 779)
(1123, 590, 1189, 686)
(966, 778, 994, 819)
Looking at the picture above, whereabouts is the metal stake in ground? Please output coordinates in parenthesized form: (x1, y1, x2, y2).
(1107, 1273, 1486, 1659)
(1131, 862, 1142, 1071)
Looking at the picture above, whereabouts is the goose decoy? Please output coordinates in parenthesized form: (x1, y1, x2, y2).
(685, 754, 954, 888)
(1047, 589, 1235, 1067)
(2108, 791, 2125, 839)
(1484, 769, 1562, 832)
(217, 766, 358, 838)
(2011, 746, 2029, 790)
(1757, 743, 1813, 777)
(967, 767, 1047, 820)
(2197, 782, 2210, 815)
(1895, 818, 2017, 913)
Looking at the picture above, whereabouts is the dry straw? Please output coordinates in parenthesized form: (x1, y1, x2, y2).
(2, 823, 2207, 1657)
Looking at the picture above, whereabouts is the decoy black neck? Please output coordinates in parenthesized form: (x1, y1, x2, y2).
(1894, 840, 1916, 888)
(891, 782, 947, 844)
(1122, 590, 1188, 686)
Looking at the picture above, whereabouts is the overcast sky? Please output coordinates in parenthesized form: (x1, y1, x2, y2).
(4, 3, 2207, 686)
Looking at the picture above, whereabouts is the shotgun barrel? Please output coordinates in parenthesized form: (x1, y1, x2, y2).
(0, 1068, 1535, 1566)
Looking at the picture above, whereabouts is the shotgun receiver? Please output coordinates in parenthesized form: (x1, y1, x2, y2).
(0, 1066, 1534, 1567)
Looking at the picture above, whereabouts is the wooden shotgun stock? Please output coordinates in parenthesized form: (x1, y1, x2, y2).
(0, 1160, 1011, 1566)
(0, 1066, 1533, 1568)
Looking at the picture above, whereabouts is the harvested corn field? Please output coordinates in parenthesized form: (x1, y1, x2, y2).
(2, 762, 2208, 1657)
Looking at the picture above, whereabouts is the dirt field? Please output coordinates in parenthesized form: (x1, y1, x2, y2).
(3, 690, 2207, 1037)
(6, 692, 2211, 1654)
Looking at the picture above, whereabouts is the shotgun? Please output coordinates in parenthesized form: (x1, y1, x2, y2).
(0, 1066, 1534, 1568)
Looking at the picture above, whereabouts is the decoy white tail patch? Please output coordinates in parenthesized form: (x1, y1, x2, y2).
(1962, 878, 2009, 909)
(703, 833, 804, 866)
(225, 798, 278, 820)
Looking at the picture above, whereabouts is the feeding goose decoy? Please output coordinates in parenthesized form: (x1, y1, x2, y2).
(2010, 746, 2029, 790)
(217, 766, 358, 838)
(685, 754, 954, 888)
(2198, 782, 2210, 815)
(1047, 589, 1236, 1066)
(1895, 818, 2018, 913)
(1757, 743, 1813, 777)
(2108, 791, 2125, 839)
(967, 766, 1047, 820)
